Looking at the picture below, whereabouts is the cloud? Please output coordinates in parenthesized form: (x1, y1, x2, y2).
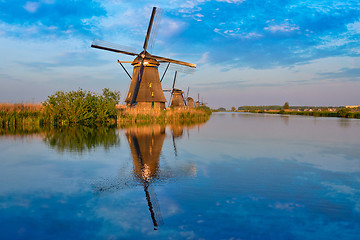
(319, 68, 360, 81)
(1, 0, 106, 38)
(197, 51, 209, 64)
(216, 0, 245, 3)
(18, 51, 110, 72)
(23, 1, 40, 13)
(264, 22, 300, 33)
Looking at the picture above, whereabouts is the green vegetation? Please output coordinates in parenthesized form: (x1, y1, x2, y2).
(1, 89, 212, 130)
(283, 102, 290, 110)
(216, 107, 227, 112)
(44, 126, 120, 153)
(43, 88, 120, 126)
(234, 103, 359, 119)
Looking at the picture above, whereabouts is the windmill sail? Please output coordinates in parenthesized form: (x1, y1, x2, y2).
(91, 39, 137, 56)
(147, 8, 162, 51)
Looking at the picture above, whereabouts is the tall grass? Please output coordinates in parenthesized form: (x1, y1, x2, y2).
(1, 89, 212, 129)
(0, 103, 45, 128)
(117, 106, 211, 127)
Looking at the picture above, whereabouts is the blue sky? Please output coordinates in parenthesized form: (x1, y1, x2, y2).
(1, 0, 360, 108)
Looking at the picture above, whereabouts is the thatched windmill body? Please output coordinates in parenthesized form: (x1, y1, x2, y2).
(185, 87, 194, 108)
(163, 71, 186, 108)
(187, 97, 194, 108)
(91, 7, 196, 110)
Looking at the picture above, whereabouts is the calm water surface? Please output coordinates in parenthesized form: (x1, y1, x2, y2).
(0, 113, 359, 239)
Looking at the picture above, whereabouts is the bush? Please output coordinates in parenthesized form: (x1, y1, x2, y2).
(337, 108, 351, 118)
(42, 88, 120, 125)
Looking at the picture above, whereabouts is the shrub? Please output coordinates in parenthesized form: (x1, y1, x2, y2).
(42, 88, 120, 125)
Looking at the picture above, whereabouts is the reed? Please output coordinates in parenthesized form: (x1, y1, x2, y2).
(0, 103, 46, 129)
(117, 107, 211, 126)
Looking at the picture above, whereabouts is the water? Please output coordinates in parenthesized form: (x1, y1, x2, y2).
(0, 113, 359, 239)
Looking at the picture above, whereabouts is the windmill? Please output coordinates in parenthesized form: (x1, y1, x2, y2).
(185, 87, 194, 109)
(163, 71, 186, 108)
(195, 93, 201, 108)
(91, 7, 196, 110)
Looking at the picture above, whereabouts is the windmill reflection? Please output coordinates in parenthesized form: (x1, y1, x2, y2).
(126, 125, 166, 230)
(168, 124, 184, 157)
(94, 124, 199, 230)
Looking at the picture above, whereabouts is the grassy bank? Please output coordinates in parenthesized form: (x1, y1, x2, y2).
(0, 103, 46, 128)
(117, 106, 211, 127)
(1, 102, 212, 130)
(246, 109, 360, 119)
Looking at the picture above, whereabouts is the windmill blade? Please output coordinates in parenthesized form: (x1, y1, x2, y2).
(151, 54, 196, 68)
(91, 39, 138, 56)
(143, 7, 157, 52)
(93, 177, 138, 194)
(160, 62, 170, 82)
(147, 8, 163, 51)
(182, 92, 187, 106)
(186, 87, 190, 99)
(158, 62, 195, 74)
(168, 91, 173, 108)
(130, 61, 146, 106)
(172, 71, 177, 90)
(168, 71, 177, 108)
(172, 134, 178, 157)
(144, 183, 163, 230)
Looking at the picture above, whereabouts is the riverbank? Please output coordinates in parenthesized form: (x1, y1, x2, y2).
(117, 107, 211, 127)
(242, 109, 360, 119)
(0, 103, 211, 130)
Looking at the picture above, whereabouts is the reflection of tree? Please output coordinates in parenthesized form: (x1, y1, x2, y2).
(44, 126, 120, 153)
(338, 119, 351, 128)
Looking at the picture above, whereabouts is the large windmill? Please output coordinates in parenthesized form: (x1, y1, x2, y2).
(91, 7, 196, 110)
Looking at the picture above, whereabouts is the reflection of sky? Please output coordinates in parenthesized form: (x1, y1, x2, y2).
(0, 114, 360, 239)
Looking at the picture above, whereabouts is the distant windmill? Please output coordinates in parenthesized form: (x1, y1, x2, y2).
(195, 93, 201, 108)
(91, 7, 196, 110)
(163, 71, 187, 108)
(186, 87, 194, 108)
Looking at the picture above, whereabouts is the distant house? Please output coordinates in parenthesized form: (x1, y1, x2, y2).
(345, 105, 360, 109)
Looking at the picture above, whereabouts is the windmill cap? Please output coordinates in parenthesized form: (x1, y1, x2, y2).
(132, 51, 159, 66)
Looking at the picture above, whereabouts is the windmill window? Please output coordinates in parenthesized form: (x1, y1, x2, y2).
(149, 83, 152, 88)
(152, 102, 154, 108)
(152, 92, 154, 97)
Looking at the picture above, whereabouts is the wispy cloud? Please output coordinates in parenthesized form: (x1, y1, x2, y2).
(23, 1, 41, 13)
(319, 68, 360, 81)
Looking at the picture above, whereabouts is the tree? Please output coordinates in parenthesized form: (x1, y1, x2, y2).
(337, 108, 351, 118)
(283, 102, 290, 110)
